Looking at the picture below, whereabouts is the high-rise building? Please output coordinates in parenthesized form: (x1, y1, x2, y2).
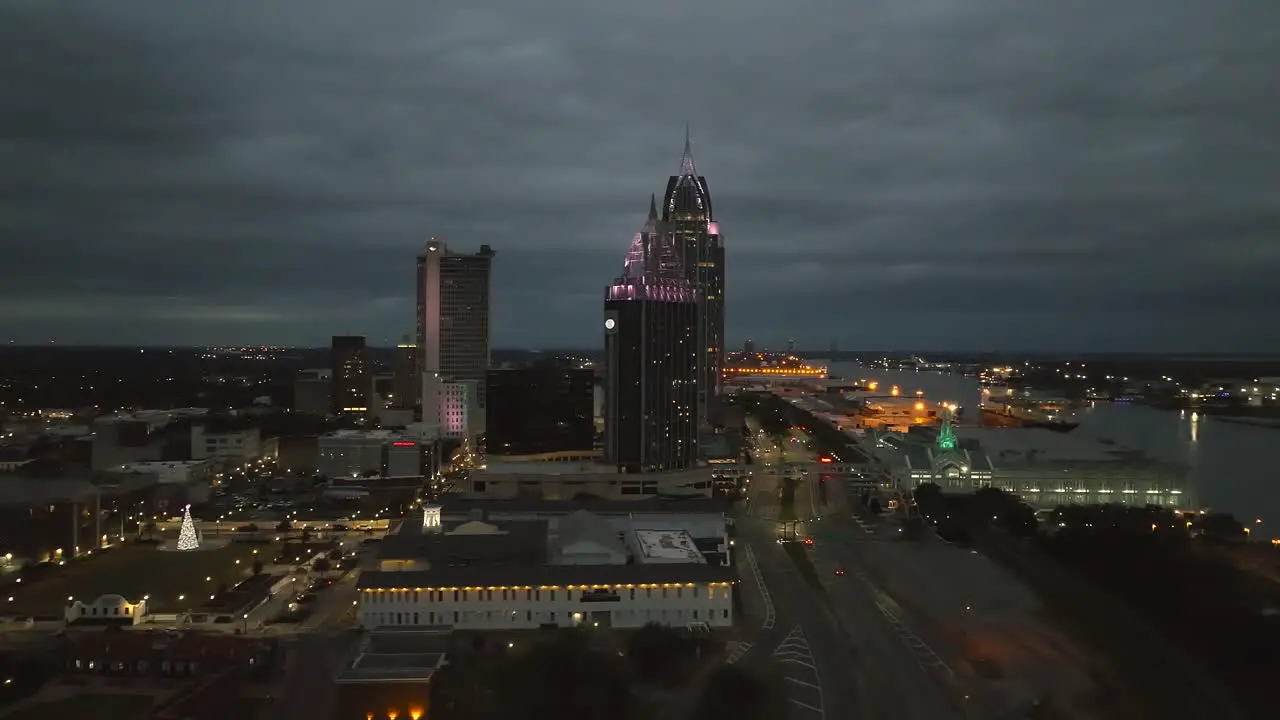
(391, 335, 418, 408)
(603, 196, 699, 473)
(416, 240, 495, 434)
(662, 128, 725, 424)
(330, 335, 369, 416)
(744, 339, 755, 353)
(487, 363, 595, 456)
(293, 368, 332, 416)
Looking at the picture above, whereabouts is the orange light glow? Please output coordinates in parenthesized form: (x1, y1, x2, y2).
(867, 381, 879, 391)
(890, 386, 900, 397)
(914, 401, 925, 411)
(819, 456, 833, 464)
(388, 709, 399, 720)
(410, 708, 424, 720)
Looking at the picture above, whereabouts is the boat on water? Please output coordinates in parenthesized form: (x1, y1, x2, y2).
(981, 394, 1081, 432)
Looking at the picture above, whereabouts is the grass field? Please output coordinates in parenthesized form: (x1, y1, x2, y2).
(2, 692, 156, 720)
(4, 544, 275, 617)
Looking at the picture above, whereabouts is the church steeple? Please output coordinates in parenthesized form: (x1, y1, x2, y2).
(937, 412, 957, 451)
(645, 193, 658, 227)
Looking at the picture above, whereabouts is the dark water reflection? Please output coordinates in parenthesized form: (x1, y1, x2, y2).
(831, 363, 1278, 539)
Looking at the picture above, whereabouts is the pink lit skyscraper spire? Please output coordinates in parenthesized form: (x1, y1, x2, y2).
(661, 126, 725, 427)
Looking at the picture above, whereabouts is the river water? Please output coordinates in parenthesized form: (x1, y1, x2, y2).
(830, 362, 1278, 539)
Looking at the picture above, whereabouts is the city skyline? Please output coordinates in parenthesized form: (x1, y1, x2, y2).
(2, 1, 1278, 353)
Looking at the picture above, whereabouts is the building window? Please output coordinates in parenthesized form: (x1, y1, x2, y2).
(413, 612, 419, 624)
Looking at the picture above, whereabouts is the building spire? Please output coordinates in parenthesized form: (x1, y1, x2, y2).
(647, 193, 658, 223)
(678, 123, 697, 177)
(937, 411, 957, 451)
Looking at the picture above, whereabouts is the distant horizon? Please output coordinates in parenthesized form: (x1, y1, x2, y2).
(3, 344, 1280, 361)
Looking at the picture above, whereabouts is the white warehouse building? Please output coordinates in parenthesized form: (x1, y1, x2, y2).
(356, 507, 736, 631)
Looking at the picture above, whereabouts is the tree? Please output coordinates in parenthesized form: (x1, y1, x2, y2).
(327, 548, 344, 562)
(912, 482, 943, 518)
(176, 505, 200, 551)
(687, 664, 786, 720)
(431, 631, 632, 720)
(627, 623, 692, 684)
(313, 558, 331, 573)
(251, 559, 264, 576)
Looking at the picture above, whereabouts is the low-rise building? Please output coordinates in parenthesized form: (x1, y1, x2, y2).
(318, 430, 422, 479)
(108, 460, 213, 486)
(192, 423, 262, 464)
(104, 460, 215, 509)
(880, 422, 1190, 509)
(294, 368, 333, 416)
(356, 506, 736, 632)
(463, 459, 714, 501)
(0, 477, 106, 562)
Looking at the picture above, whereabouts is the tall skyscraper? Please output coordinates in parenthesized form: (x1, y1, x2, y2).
(330, 335, 369, 416)
(662, 127, 725, 424)
(487, 362, 595, 455)
(416, 240, 495, 433)
(604, 196, 699, 472)
(390, 335, 418, 408)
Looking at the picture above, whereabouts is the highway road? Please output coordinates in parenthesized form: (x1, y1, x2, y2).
(737, 517, 864, 720)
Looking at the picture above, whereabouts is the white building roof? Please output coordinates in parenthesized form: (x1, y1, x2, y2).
(634, 529, 705, 564)
(956, 427, 1142, 463)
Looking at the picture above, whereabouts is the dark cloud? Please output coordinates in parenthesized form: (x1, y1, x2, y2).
(1, 0, 1278, 351)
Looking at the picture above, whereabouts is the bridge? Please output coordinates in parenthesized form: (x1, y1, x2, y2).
(803, 462, 899, 490)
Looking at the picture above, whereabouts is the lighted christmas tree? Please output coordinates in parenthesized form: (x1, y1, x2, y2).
(176, 504, 200, 551)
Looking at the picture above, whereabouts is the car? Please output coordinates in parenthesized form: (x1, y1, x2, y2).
(803, 538, 814, 546)
(833, 568, 846, 576)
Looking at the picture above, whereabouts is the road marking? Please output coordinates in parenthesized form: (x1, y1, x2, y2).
(772, 626, 825, 720)
(743, 544, 776, 631)
(726, 641, 754, 664)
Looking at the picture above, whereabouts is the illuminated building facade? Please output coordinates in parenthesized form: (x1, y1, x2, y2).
(416, 240, 495, 434)
(662, 129, 725, 424)
(357, 509, 735, 631)
(604, 196, 699, 472)
(882, 424, 1190, 509)
(330, 335, 369, 416)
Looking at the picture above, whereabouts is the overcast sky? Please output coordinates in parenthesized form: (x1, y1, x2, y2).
(2, 1, 1277, 352)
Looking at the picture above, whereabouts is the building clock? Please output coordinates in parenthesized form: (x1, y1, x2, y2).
(604, 318, 616, 330)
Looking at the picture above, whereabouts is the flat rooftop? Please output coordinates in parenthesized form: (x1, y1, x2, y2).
(439, 496, 732, 517)
(113, 460, 208, 472)
(0, 477, 101, 505)
(337, 631, 450, 684)
(634, 529, 705, 563)
(322, 429, 410, 440)
(956, 427, 1152, 464)
(478, 460, 611, 475)
(357, 561, 736, 590)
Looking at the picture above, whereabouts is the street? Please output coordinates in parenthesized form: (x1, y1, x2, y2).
(740, 414, 970, 718)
